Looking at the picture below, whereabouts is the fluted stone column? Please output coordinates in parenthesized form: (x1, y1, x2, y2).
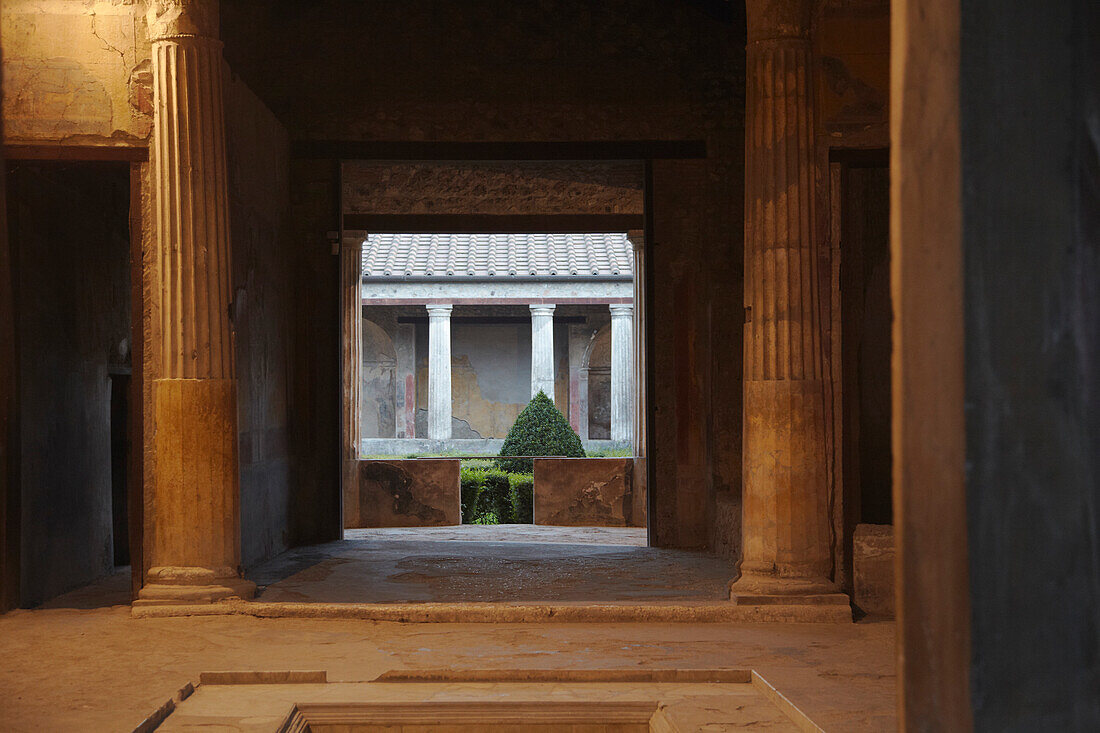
(529, 304, 556, 400)
(609, 304, 634, 443)
(341, 241, 363, 527)
(138, 0, 254, 604)
(426, 305, 453, 439)
(731, 0, 840, 603)
(627, 231, 647, 456)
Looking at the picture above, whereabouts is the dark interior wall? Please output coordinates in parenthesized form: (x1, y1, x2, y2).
(7, 162, 131, 606)
(287, 158, 342, 546)
(221, 0, 747, 552)
(840, 164, 891, 526)
(224, 69, 296, 568)
(961, 0, 1100, 727)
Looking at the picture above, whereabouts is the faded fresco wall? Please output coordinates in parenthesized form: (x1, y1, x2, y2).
(8, 161, 131, 606)
(361, 319, 396, 439)
(450, 323, 528, 439)
(1, 0, 152, 146)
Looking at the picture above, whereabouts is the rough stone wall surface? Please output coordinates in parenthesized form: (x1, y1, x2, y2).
(852, 523, 893, 616)
(1, 0, 152, 145)
(533, 458, 641, 527)
(343, 161, 643, 216)
(222, 0, 746, 552)
(224, 69, 294, 569)
(8, 161, 131, 606)
(349, 459, 460, 528)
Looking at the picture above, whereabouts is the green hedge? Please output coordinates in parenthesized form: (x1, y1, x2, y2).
(460, 469, 483, 524)
(476, 470, 513, 524)
(509, 473, 534, 524)
(460, 463, 534, 524)
(497, 391, 585, 473)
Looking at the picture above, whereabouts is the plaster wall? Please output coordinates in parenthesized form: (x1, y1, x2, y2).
(7, 161, 131, 606)
(450, 322, 528, 438)
(1, 0, 152, 146)
(224, 69, 295, 569)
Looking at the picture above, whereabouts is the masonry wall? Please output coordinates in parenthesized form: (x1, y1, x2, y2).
(224, 70, 296, 568)
(7, 161, 131, 606)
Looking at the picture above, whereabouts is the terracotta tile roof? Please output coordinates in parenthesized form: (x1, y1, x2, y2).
(362, 233, 633, 278)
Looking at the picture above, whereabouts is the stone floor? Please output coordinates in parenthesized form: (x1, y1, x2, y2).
(249, 525, 734, 604)
(0, 600, 897, 731)
(0, 529, 896, 730)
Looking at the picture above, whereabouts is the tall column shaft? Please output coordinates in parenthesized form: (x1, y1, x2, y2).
(609, 304, 634, 443)
(529, 304, 556, 400)
(734, 0, 835, 597)
(341, 241, 363, 528)
(139, 0, 254, 604)
(627, 231, 647, 457)
(427, 305, 453, 440)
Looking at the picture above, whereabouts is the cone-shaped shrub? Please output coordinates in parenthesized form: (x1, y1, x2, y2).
(497, 390, 585, 473)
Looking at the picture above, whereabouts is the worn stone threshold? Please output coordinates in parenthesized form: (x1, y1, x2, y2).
(131, 599, 852, 623)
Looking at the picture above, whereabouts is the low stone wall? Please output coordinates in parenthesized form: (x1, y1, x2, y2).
(533, 458, 644, 527)
(346, 459, 460, 528)
(853, 523, 895, 616)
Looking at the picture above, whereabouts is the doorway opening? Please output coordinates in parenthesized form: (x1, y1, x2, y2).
(831, 149, 893, 614)
(353, 231, 641, 531)
(2, 159, 141, 609)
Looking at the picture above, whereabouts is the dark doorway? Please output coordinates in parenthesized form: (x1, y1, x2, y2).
(834, 150, 893, 526)
(5, 160, 135, 606)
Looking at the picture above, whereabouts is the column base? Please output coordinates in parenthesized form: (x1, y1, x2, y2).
(728, 572, 851, 622)
(134, 566, 256, 606)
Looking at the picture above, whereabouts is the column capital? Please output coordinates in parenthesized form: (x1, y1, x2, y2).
(626, 229, 645, 251)
(529, 304, 556, 317)
(609, 303, 634, 318)
(745, 0, 812, 43)
(426, 303, 453, 317)
(147, 0, 221, 42)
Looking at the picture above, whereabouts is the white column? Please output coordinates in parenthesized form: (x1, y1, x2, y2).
(627, 231, 646, 456)
(610, 304, 634, 442)
(529, 304, 556, 400)
(426, 304, 453, 439)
